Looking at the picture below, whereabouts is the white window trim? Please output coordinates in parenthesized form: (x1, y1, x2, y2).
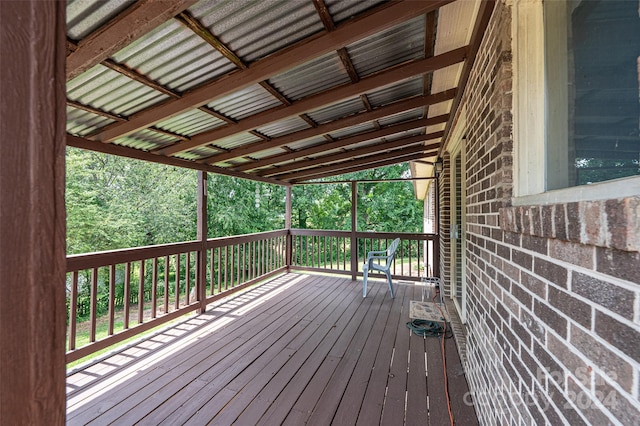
(447, 108, 467, 323)
(511, 0, 640, 204)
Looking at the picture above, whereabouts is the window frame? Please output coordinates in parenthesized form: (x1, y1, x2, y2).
(511, 0, 640, 205)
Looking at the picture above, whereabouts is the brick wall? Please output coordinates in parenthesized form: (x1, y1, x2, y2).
(438, 2, 640, 425)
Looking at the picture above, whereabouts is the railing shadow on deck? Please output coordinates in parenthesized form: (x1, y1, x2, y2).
(66, 272, 305, 391)
(65, 229, 438, 363)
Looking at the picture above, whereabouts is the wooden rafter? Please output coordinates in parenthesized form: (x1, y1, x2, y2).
(422, 10, 438, 119)
(67, 0, 199, 80)
(158, 46, 466, 157)
(289, 151, 438, 183)
(283, 145, 439, 182)
(234, 115, 449, 173)
(262, 134, 443, 177)
(200, 90, 455, 166)
(92, 0, 455, 144)
(66, 134, 283, 185)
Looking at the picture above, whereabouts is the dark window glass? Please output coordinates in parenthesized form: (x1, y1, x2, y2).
(570, 0, 640, 185)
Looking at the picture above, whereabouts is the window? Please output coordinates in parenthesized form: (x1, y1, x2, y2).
(513, 0, 640, 200)
(547, 0, 640, 189)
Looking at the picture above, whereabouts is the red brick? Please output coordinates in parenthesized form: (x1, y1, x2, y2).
(581, 200, 605, 246)
(594, 373, 640, 425)
(534, 258, 568, 288)
(548, 286, 592, 329)
(548, 239, 594, 270)
(534, 299, 568, 338)
(570, 325, 634, 392)
(606, 196, 640, 251)
(547, 333, 590, 386)
(522, 234, 547, 255)
(596, 247, 640, 284)
(521, 271, 546, 298)
(594, 310, 640, 363)
(566, 202, 581, 241)
(553, 204, 567, 241)
(571, 272, 635, 320)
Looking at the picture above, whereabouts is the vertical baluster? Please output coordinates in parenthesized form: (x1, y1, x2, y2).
(417, 239, 421, 277)
(342, 238, 346, 270)
(408, 240, 412, 277)
(124, 263, 131, 329)
(138, 260, 145, 324)
(108, 264, 116, 335)
(90, 268, 98, 342)
(151, 257, 158, 318)
(164, 256, 170, 313)
(242, 243, 246, 284)
(68, 271, 79, 351)
(230, 244, 235, 288)
(174, 254, 180, 310)
(223, 246, 228, 291)
(216, 247, 221, 293)
(210, 249, 215, 296)
(186, 251, 191, 305)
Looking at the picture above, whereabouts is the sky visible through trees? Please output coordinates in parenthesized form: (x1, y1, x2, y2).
(66, 147, 424, 255)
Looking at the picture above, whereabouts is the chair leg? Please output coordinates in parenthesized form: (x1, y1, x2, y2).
(363, 265, 368, 297)
(385, 271, 395, 298)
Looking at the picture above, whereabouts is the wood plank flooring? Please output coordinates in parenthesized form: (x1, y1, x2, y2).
(66, 272, 478, 425)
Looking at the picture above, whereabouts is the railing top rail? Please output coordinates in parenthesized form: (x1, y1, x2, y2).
(67, 240, 202, 272)
(205, 229, 287, 248)
(290, 229, 437, 240)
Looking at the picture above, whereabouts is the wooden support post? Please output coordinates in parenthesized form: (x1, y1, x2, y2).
(197, 171, 208, 313)
(351, 181, 358, 281)
(285, 185, 293, 271)
(0, 1, 67, 423)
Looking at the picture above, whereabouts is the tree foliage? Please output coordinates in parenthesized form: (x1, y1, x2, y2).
(66, 149, 422, 254)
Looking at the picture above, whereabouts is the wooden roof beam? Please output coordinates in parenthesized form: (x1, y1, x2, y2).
(66, 134, 284, 185)
(263, 134, 443, 177)
(159, 46, 466, 156)
(67, 0, 199, 80)
(285, 147, 439, 183)
(92, 0, 455, 143)
(200, 90, 454, 166)
(233, 113, 449, 173)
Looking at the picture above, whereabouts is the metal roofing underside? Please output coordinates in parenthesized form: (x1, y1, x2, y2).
(65, 0, 495, 185)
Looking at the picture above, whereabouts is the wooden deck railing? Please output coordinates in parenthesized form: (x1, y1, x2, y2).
(65, 231, 286, 363)
(65, 229, 436, 363)
(289, 229, 439, 280)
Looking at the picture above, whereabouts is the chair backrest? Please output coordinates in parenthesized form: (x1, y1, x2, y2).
(386, 238, 400, 258)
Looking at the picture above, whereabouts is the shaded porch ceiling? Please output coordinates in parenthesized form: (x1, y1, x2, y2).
(65, 0, 494, 186)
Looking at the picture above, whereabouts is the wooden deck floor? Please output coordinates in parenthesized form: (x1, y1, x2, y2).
(66, 272, 478, 425)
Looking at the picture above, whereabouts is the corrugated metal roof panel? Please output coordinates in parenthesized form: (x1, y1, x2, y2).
(366, 77, 424, 108)
(176, 145, 221, 161)
(156, 109, 226, 136)
(211, 132, 263, 151)
(67, 64, 170, 116)
(248, 147, 289, 160)
(255, 116, 311, 139)
(67, 0, 134, 40)
(113, 129, 179, 151)
(110, 20, 237, 92)
(268, 51, 350, 101)
(66, 105, 115, 137)
(377, 109, 425, 127)
(324, 0, 387, 25)
(286, 135, 328, 151)
(346, 16, 424, 78)
(306, 97, 365, 124)
(385, 128, 428, 141)
(189, 0, 324, 63)
(207, 84, 282, 121)
(328, 122, 376, 140)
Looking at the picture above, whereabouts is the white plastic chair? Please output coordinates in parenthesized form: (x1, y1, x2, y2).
(362, 238, 400, 298)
